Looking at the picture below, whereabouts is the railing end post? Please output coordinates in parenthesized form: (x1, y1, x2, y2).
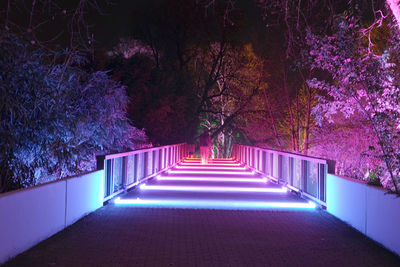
(96, 155, 106, 170)
(327, 159, 336, 174)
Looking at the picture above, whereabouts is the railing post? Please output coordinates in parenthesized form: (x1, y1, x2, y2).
(153, 150, 158, 173)
(96, 155, 105, 170)
(133, 154, 138, 183)
(270, 153, 274, 178)
(302, 160, 308, 193)
(278, 155, 282, 183)
(319, 164, 326, 202)
(173, 146, 178, 164)
(105, 159, 113, 197)
(164, 148, 167, 168)
(289, 157, 294, 187)
(158, 149, 162, 171)
(168, 147, 171, 167)
(251, 148, 254, 167)
(122, 156, 128, 190)
(147, 151, 153, 176)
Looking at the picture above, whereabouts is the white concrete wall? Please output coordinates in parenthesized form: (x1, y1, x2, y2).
(326, 174, 367, 233)
(366, 186, 400, 255)
(66, 170, 104, 226)
(0, 170, 105, 264)
(0, 181, 66, 264)
(327, 174, 400, 256)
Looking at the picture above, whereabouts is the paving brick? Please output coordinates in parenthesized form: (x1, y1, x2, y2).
(3, 206, 399, 267)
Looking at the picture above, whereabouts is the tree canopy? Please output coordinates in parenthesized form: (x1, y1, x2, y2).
(2, 0, 400, 194)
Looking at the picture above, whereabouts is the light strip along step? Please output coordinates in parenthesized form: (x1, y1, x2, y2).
(157, 176, 267, 183)
(114, 197, 317, 210)
(175, 165, 247, 170)
(179, 163, 243, 167)
(139, 184, 287, 193)
(167, 169, 255, 175)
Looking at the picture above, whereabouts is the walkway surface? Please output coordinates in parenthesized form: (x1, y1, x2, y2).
(4, 158, 400, 266)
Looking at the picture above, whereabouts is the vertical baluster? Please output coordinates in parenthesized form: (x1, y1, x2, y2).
(289, 157, 294, 187)
(106, 159, 113, 196)
(319, 164, 326, 202)
(302, 160, 308, 194)
(122, 156, 127, 190)
(278, 155, 282, 183)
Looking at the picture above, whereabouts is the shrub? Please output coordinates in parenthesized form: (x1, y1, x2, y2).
(0, 34, 148, 192)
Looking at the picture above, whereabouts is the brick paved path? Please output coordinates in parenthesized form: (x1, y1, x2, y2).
(4, 207, 399, 267)
(4, 159, 400, 266)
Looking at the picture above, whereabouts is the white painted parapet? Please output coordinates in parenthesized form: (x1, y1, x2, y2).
(65, 170, 104, 226)
(0, 170, 104, 264)
(327, 173, 400, 256)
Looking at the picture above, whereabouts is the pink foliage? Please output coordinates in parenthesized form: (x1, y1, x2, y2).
(387, 0, 400, 29)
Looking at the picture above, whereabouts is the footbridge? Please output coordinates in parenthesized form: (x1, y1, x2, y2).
(2, 143, 399, 266)
(99, 144, 333, 210)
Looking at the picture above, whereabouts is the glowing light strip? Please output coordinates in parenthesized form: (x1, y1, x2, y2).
(175, 165, 247, 170)
(168, 169, 254, 175)
(183, 159, 237, 162)
(180, 163, 242, 167)
(114, 197, 316, 209)
(184, 158, 234, 161)
(183, 161, 238, 164)
(184, 159, 237, 162)
(286, 184, 300, 192)
(157, 176, 267, 183)
(140, 184, 287, 193)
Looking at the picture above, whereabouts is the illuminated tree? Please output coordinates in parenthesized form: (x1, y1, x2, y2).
(306, 15, 400, 193)
(195, 43, 264, 157)
(0, 35, 147, 192)
(387, 0, 400, 28)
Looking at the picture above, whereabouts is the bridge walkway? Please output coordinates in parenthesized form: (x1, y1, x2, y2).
(4, 158, 399, 266)
(115, 158, 314, 210)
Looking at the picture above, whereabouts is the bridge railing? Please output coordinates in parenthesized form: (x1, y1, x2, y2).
(97, 143, 191, 201)
(232, 144, 335, 205)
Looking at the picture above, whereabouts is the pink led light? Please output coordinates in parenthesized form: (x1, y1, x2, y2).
(175, 165, 247, 170)
(184, 159, 237, 163)
(167, 169, 254, 175)
(157, 176, 267, 183)
(140, 184, 287, 193)
(183, 161, 239, 164)
(180, 162, 242, 167)
(184, 158, 234, 161)
(114, 197, 316, 209)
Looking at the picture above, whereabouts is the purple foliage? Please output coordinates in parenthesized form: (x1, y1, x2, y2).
(0, 34, 148, 192)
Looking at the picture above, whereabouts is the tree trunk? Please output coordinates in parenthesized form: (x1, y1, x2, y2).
(226, 131, 233, 158)
(219, 81, 225, 158)
(283, 66, 297, 151)
(262, 87, 283, 151)
(295, 92, 300, 152)
(304, 86, 312, 155)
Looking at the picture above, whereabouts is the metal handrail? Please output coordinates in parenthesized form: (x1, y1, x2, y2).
(97, 143, 193, 201)
(232, 144, 335, 205)
(103, 143, 187, 160)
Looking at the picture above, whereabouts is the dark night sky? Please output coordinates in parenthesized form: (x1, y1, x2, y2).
(90, 0, 268, 54)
